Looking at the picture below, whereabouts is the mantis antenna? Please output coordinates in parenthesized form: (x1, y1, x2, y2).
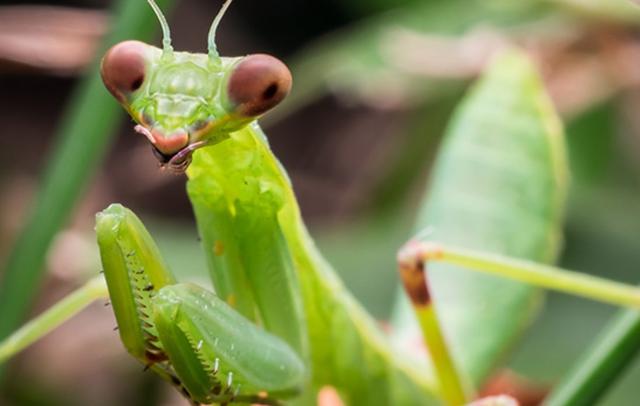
(208, 0, 234, 59)
(147, 0, 173, 53)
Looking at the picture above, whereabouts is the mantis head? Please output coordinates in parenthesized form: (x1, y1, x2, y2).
(100, 0, 292, 171)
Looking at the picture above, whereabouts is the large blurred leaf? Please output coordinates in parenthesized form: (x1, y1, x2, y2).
(394, 51, 569, 388)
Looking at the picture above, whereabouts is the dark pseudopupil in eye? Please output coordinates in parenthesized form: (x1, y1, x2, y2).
(227, 54, 292, 117)
(263, 83, 278, 100)
(130, 75, 144, 91)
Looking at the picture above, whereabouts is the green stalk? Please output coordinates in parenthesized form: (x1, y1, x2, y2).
(0, 277, 108, 365)
(421, 244, 640, 308)
(398, 243, 471, 405)
(401, 241, 640, 404)
(0, 0, 176, 380)
(544, 309, 640, 406)
(413, 305, 469, 405)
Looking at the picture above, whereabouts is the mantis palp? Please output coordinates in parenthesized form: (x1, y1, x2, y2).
(2, 1, 640, 405)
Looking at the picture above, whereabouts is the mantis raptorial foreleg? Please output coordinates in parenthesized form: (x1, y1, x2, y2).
(96, 204, 305, 405)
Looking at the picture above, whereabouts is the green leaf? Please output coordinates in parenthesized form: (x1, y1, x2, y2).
(397, 50, 569, 388)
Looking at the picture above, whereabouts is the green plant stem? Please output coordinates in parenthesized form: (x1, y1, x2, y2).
(423, 244, 640, 308)
(414, 305, 469, 405)
(0, 276, 108, 365)
(544, 308, 640, 406)
(0, 0, 175, 381)
(398, 243, 470, 404)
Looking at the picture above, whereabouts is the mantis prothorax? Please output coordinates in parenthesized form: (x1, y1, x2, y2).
(4, 1, 640, 405)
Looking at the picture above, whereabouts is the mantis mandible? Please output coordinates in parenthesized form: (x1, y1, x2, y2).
(3, 1, 640, 405)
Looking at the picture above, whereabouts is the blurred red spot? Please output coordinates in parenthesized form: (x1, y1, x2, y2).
(318, 386, 345, 406)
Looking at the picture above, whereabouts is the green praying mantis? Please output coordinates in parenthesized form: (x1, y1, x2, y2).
(3, 0, 640, 405)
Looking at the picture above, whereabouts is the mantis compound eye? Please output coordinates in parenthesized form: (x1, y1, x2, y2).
(101, 41, 148, 102)
(226, 54, 292, 117)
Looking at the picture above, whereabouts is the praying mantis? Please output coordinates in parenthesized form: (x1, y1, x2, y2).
(3, 0, 640, 405)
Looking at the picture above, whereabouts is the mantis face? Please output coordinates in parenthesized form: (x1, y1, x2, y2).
(101, 37, 291, 171)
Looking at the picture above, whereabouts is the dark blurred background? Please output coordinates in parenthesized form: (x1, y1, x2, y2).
(2, 0, 640, 405)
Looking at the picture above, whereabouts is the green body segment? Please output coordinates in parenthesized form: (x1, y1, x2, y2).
(96, 204, 176, 362)
(187, 127, 308, 360)
(406, 51, 568, 386)
(187, 124, 438, 405)
(153, 283, 306, 404)
(188, 169, 258, 321)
